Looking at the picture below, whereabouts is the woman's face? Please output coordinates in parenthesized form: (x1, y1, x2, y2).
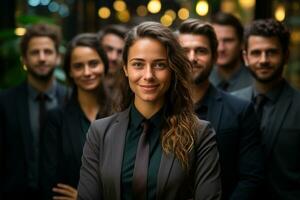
(69, 46, 105, 92)
(124, 37, 172, 108)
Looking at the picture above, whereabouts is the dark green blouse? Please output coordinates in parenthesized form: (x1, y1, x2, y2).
(121, 105, 163, 200)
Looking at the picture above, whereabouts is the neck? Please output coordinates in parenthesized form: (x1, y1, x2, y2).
(217, 59, 241, 81)
(78, 89, 99, 122)
(27, 74, 54, 92)
(191, 79, 210, 104)
(134, 99, 164, 119)
(254, 77, 283, 94)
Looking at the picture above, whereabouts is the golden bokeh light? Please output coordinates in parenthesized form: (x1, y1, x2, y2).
(239, 0, 255, 9)
(147, 0, 161, 14)
(117, 10, 130, 22)
(98, 7, 111, 19)
(196, 0, 209, 16)
(178, 8, 189, 20)
(113, 0, 126, 12)
(275, 4, 285, 21)
(137, 5, 148, 16)
(165, 9, 176, 20)
(15, 27, 26, 36)
(160, 14, 173, 27)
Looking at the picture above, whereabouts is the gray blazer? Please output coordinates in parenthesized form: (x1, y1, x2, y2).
(232, 81, 300, 199)
(77, 108, 222, 200)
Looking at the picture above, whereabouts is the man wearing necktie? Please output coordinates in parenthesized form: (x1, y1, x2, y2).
(233, 19, 300, 200)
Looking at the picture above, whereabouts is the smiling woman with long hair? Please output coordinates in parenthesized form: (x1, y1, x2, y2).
(77, 22, 221, 200)
(40, 33, 112, 200)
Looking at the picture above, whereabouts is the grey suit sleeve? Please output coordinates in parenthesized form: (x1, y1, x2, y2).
(77, 122, 103, 200)
(194, 122, 222, 200)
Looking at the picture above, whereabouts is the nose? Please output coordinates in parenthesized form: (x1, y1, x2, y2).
(259, 52, 268, 64)
(144, 65, 154, 80)
(83, 65, 91, 76)
(109, 50, 118, 61)
(218, 41, 225, 52)
(187, 50, 195, 62)
(38, 52, 46, 61)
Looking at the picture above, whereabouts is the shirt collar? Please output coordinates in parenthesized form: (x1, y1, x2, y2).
(27, 79, 57, 101)
(253, 80, 285, 103)
(130, 103, 164, 130)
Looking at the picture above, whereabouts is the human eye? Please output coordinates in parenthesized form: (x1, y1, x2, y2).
(266, 49, 279, 57)
(72, 63, 83, 70)
(29, 50, 39, 56)
(88, 60, 101, 68)
(195, 47, 208, 55)
(131, 61, 144, 69)
(250, 50, 261, 57)
(153, 62, 167, 69)
(44, 49, 54, 55)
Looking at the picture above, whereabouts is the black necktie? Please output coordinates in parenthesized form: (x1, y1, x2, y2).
(219, 81, 229, 91)
(254, 94, 268, 121)
(36, 93, 47, 133)
(132, 120, 150, 200)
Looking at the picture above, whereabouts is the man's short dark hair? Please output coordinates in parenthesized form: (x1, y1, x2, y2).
(211, 12, 244, 42)
(20, 23, 62, 57)
(178, 18, 218, 60)
(244, 18, 290, 53)
(98, 24, 128, 42)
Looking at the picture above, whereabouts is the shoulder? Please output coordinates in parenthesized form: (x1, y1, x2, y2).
(231, 86, 253, 101)
(220, 90, 253, 112)
(0, 83, 26, 105)
(194, 118, 216, 144)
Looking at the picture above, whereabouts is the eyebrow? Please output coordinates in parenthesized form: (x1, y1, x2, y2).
(128, 58, 167, 62)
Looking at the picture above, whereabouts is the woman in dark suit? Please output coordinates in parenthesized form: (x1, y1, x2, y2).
(40, 33, 112, 200)
(77, 22, 221, 200)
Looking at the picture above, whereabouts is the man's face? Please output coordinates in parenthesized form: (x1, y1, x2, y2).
(244, 36, 287, 83)
(101, 33, 125, 74)
(178, 33, 214, 84)
(213, 24, 242, 68)
(22, 36, 59, 81)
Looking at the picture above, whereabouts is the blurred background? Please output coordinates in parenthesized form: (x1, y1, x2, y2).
(1, 0, 300, 89)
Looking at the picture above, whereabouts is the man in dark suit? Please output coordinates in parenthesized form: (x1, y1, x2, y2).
(233, 19, 300, 200)
(209, 12, 253, 92)
(0, 23, 68, 200)
(178, 19, 264, 200)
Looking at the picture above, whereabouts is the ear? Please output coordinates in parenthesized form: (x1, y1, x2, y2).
(20, 56, 28, 71)
(123, 65, 128, 77)
(242, 50, 249, 67)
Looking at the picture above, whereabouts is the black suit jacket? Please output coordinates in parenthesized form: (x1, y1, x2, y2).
(233, 81, 300, 200)
(40, 95, 88, 199)
(196, 86, 264, 200)
(77, 108, 222, 200)
(0, 81, 68, 199)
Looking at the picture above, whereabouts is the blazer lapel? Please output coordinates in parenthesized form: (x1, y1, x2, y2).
(264, 83, 293, 157)
(207, 86, 223, 132)
(156, 152, 175, 200)
(65, 98, 85, 165)
(17, 83, 33, 166)
(107, 108, 130, 200)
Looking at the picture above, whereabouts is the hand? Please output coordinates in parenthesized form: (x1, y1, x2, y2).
(52, 183, 78, 200)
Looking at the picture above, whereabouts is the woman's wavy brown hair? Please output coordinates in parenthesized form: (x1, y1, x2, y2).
(121, 21, 200, 169)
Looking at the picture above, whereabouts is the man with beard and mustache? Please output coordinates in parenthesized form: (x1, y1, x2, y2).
(210, 12, 253, 92)
(97, 25, 128, 97)
(0, 23, 68, 200)
(233, 19, 300, 200)
(178, 19, 264, 200)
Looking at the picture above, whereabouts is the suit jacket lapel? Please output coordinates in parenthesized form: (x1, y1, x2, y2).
(264, 83, 293, 157)
(107, 108, 130, 200)
(17, 82, 33, 166)
(156, 152, 175, 200)
(65, 98, 86, 165)
(207, 86, 223, 133)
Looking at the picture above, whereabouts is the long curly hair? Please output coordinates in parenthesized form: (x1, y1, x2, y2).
(121, 22, 200, 169)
